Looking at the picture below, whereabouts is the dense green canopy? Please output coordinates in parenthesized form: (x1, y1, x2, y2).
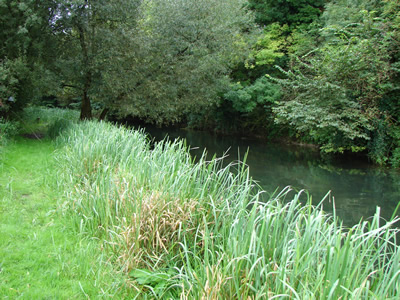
(1, 0, 255, 121)
(272, 0, 400, 163)
(51, 0, 255, 121)
(0, 0, 58, 116)
(247, 0, 327, 27)
(2, 0, 400, 166)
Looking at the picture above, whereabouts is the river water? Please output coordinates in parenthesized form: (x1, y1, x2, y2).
(142, 125, 400, 226)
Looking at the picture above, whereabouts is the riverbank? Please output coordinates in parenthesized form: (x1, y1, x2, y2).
(56, 120, 400, 298)
(0, 137, 135, 298)
(2, 107, 400, 298)
(128, 121, 400, 226)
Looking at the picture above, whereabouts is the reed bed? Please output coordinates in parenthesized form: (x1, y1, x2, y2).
(23, 106, 79, 123)
(19, 106, 80, 138)
(55, 121, 400, 299)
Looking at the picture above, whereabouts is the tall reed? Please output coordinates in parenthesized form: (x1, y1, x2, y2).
(56, 121, 400, 298)
(23, 106, 79, 123)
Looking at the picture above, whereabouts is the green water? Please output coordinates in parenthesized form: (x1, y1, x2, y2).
(144, 126, 400, 226)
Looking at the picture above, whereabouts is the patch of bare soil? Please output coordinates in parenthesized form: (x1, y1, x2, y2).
(21, 133, 45, 140)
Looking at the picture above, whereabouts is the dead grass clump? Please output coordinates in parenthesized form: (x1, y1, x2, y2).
(115, 191, 201, 271)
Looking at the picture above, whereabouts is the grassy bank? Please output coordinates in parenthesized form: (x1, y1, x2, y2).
(55, 120, 400, 298)
(0, 117, 135, 298)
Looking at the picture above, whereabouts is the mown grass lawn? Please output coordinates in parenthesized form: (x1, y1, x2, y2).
(0, 137, 133, 299)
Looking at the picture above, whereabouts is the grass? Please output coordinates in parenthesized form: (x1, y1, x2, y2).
(55, 120, 400, 299)
(22, 106, 79, 124)
(0, 119, 135, 297)
(1, 106, 399, 298)
(19, 106, 80, 138)
(0, 118, 18, 158)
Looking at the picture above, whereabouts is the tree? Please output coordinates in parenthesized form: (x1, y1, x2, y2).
(247, 0, 327, 27)
(120, 0, 255, 124)
(54, 0, 255, 122)
(204, 0, 330, 136)
(53, 0, 143, 120)
(0, 0, 58, 118)
(271, 0, 400, 162)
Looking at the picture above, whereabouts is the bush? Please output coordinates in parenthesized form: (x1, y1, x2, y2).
(224, 76, 281, 113)
(0, 118, 18, 155)
(0, 118, 18, 143)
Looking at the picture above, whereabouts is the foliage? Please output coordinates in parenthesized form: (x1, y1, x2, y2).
(0, 57, 32, 117)
(247, 0, 327, 27)
(116, 0, 256, 124)
(246, 23, 289, 68)
(322, 0, 385, 26)
(53, 0, 143, 119)
(271, 56, 375, 153)
(54, 0, 255, 123)
(224, 76, 281, 113)
(197, 22, 287, 136)
(0, 0, 58, 59)
(225, 0, 400, 165)
(0, 118, 18, 155)
(0, 59, 19, 117)
(0, 0, 59, 116)
(187, 96, 282, 137)
(215, 3, 325, 136)
(271, 0, 400, 161)
(368, 120, 400, 167)
(55, 121, 400, 298)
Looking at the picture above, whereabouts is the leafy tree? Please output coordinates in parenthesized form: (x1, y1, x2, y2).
(53, 0, 143, 120)
(112, 0, 255, 124)
(224, 77, 281, 114)
(0, 0, 58, 117)
(217, 76, 282, 134)
(322, 0, 385, 26)
(54, 0, 255, 122)
(247, 0, 327, 27)
(271, 59, 374, 153)
(246, 23, 288, 69)
(272, 0, 400, 162)
(212, 0, 329, 135)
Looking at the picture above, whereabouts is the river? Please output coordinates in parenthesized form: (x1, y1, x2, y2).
(141, 125, 400, 226)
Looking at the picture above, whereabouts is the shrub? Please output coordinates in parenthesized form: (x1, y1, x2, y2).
(0, 118, 18, 150)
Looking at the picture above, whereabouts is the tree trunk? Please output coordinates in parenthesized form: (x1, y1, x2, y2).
(77, 21, 92, 120)
(80, 86, 92, 120)
(98, 108, 109, 121)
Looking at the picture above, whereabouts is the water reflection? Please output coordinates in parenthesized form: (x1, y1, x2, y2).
(141, 125, 400, 226)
